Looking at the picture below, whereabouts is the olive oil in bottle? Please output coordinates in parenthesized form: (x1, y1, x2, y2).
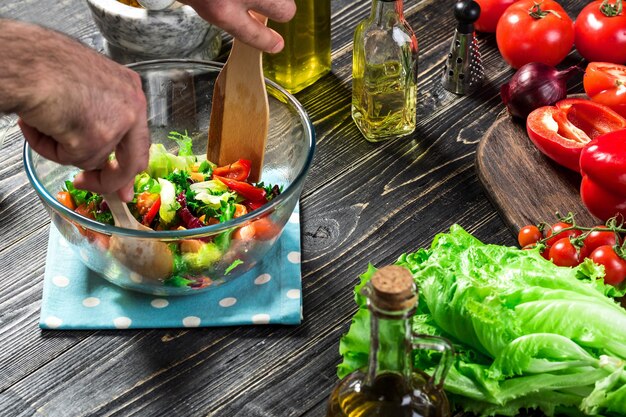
(263, 0, 332, 94)
(352, 0, 418, 142)
(326, 266, 453, 417)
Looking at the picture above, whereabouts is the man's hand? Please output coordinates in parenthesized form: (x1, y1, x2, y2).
(180, 0, 297, 53)
(0, 20, 149, 201)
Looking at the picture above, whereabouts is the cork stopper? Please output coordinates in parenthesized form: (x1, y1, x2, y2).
(370, 265, 417, 312)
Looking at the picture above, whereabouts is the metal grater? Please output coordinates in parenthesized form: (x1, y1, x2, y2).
(442, 0, 484, 95)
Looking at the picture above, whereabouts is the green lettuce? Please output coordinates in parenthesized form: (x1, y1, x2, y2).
(338, 225, 626, 416)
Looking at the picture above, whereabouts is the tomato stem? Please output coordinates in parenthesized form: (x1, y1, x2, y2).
(600, 0, 623, 17)
(528, 2, 562, 19)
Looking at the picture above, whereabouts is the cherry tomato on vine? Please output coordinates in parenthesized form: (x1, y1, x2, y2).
(574, 0, 626, 64)
(589, 245, 626, 286)
(474, 0, 518, 33)
(545, 222, 582, 246)
(518, 225, 542, 247)
(549, 237, 581, 267)
(496, 0, 574, 69)
(579, 226, 621, 259)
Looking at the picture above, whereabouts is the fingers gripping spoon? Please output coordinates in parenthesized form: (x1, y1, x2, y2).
(207, 15, 269, 183)
(104, 193, 173, 281)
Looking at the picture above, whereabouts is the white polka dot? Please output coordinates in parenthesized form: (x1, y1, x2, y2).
(254, 273, 271, 285)
(252, 313, 271, 324)
(219, 297, 237, 307)
(286, 289, 301, 299)
(129, 272, 143, 284)
(79, 249, 89, 262)
(82, 297, 100, 307)
(52, 275, 70, 288)
(151, 299, 169, 308)
(183, 316, 201, 327)
(289, 213, 300, 224)
(59, 238, 69, 247)
(113, 317, 132, 329)
(287, 251, 301, 264)
(44, 316, 63, 329)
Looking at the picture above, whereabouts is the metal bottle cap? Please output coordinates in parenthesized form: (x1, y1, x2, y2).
(442, 0, 484, 95)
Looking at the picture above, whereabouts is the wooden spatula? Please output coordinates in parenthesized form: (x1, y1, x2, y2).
(207, 15, 269, 183)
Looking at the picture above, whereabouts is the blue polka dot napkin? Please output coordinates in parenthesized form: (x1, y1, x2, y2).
(39, 209, 303, 329)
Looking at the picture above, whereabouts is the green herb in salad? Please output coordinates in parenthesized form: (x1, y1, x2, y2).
(338, 225, 626, 417)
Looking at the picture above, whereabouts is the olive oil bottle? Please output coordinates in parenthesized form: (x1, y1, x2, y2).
(326, 266, 453, 417)
(352, 0, 418, 142)
(263, 0, 332, 94)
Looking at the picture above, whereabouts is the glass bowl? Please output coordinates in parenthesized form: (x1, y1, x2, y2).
(24, 59, 315, 295)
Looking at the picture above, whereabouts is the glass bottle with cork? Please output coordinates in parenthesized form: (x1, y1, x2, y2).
(263, 0, 332, 94)
(352, 0, 419, 142)
(326, 265, 454, 417)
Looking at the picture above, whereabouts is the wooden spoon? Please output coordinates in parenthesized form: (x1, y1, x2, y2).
(104, 193, 173, 281)
(207, 14, 269, 183)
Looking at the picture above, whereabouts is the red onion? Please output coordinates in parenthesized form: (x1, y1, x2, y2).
(500, 63, 581, 119)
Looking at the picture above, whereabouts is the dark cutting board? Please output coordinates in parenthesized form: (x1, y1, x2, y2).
(476, 110, 598, 234)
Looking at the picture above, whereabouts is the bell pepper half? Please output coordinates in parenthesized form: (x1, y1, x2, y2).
(526, 98, 626, 172)
(580, 128, 626, 221)
(583, 62, 626, 119)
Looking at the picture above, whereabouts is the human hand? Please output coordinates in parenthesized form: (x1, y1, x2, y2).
(179, 0, 297, 53)
(2, 21, 149, 201)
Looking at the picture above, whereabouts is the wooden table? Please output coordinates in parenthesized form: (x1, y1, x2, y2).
(0, 1, 589, 415)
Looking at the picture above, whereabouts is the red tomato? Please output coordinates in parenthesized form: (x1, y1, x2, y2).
(475, 0, 518, 33)
(574, 1, 626, 64)
(518, 225, 542, 247)
(589, 245, 626, 286)
(579, 226, 620, 259)
(549, 237, 581, 267)
(583, 62, 626, 118)
(496, 0, 574, 69)
(545, 222, 582, 246)
(526, 98, 626, 172)
(233, 218, 281, 241)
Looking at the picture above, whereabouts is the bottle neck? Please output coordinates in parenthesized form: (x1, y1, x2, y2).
(366, 304, 413, 384)
(370, 0, 403, 26)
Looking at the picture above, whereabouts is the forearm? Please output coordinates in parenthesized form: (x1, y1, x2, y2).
(0, 19, 78, 114)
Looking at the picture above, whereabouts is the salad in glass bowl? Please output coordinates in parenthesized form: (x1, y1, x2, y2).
(24, 59, 315, 295)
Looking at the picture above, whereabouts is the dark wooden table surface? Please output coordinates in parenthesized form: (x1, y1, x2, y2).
(0, 0, 589, 416)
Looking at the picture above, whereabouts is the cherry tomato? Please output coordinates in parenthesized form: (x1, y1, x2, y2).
(574, 0, 626, 65)
(589, 245, 626, 286)
(523, 242, 551, 259)
(579, 226, 620, 259)
(496, 0, 574, 69)
(583, 62, 626, 119)
(518, 225, 542, 247)
(545, 222, 582, 246)
(549, 237, 581, 267)
(474, 0, 518, 33)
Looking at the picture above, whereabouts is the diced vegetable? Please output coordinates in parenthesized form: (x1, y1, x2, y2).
(157, 178, 178, 225)
(56, 191, 75, 210)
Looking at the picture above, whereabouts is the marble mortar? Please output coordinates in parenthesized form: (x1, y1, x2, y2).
(86, 0, 222, 62)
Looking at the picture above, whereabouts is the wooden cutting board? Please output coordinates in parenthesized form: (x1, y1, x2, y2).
(476, 110, 598, 235)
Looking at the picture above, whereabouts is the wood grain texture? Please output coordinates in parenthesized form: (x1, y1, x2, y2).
(476, 111, 597, 234)
(0, 0, 589, 416)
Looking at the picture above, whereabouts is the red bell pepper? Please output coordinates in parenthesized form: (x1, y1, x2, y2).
(213, 175, 267, 203)
(580, 129, 626, 221)
(212, 159, 252, 181)
(526, 98, 626, 172)
(142, 195, 161, 226)
(583, 62, 626, 118)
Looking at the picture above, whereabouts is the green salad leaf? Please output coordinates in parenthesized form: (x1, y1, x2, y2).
(338, 225, 626, 416)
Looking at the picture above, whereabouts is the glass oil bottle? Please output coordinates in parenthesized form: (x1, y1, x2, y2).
(326, 265, 454, 417)
(352, 0, 418, 142)
(263, 0, 332, 94)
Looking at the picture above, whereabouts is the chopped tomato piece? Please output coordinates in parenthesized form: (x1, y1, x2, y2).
(56, 191, 76, 210)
